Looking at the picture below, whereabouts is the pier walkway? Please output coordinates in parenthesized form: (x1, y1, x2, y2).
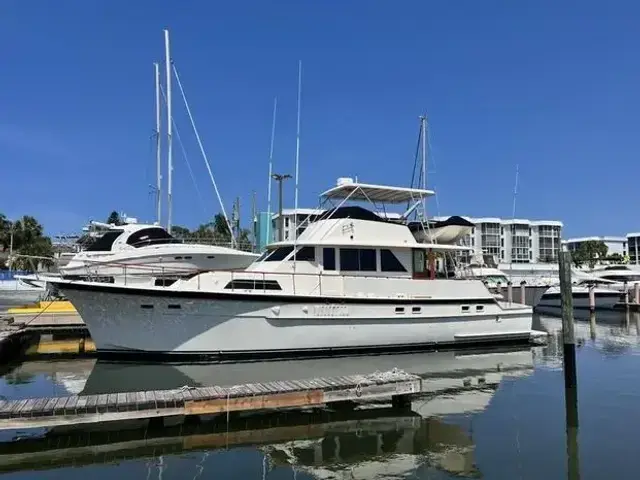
(0, 370, 421, 431)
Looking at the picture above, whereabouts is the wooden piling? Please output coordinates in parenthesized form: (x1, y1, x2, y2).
(558, 250, 580, 479)
(507, 281, 513, 304)
(588, 284, 595, 313)
(520, 281, 526, 305)
(635, 283, 640, 305)
(624, 281, 629, 308)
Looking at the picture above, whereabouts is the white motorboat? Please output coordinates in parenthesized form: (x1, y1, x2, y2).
(537, 279, 623, 311)
(46, 179, 535, 357)
(537, 265, 640, 312)
(57, 220, 258, 286)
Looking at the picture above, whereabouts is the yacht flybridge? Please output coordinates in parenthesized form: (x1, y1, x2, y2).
(47, 179, 535, 357)
(59, 220, 258, 286)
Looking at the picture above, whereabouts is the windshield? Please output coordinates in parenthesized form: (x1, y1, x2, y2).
(126, 228, 182, 248)
(480, 275, 509, 285)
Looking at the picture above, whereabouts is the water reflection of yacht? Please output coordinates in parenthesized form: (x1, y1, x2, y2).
(81, 346, 535, 396)
(5, 359, 96, 396)
(260, 348, 534, 479)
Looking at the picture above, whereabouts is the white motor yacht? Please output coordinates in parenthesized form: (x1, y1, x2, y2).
(57, 220, 258, 287)
(46, 179, 535, 357)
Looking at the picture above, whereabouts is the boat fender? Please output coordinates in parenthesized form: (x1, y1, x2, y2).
(495, 315, 501, 323)
(271, 306, 280, 316)
(302, 306, 308, 314)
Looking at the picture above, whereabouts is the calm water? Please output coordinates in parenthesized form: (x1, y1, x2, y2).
(1, 312, 640, 479)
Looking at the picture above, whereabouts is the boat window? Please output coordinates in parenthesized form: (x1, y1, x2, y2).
(293, 247, 315, 261)
(359, 249, 376, 271)
(126, 228, 181, 248)
(255, 250, 272, 262)
(381, 249, 406, 272)
(84, 231, 123, 251)
(225, 279, 282, 290)
(264, 246, 294, 262)
(323, 248, 336, 270)
(340, 248, 377, 272)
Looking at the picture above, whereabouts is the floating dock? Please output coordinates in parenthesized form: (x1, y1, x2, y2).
(0, 370, 421, 431)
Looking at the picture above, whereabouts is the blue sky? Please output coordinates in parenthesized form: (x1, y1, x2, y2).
(1, 0, 639, 237)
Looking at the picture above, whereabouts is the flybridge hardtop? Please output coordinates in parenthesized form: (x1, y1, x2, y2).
(262, 205, 470, 252)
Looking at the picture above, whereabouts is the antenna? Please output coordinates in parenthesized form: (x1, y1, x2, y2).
(164, 29, 173, 234)
(154, 62, 162, 226)
(266, 97, 277, 245)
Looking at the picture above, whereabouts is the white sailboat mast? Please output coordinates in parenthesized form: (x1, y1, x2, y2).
(164, 29, 174, 234)
(154, 62, 162, 226)
(420, 114, 427, 218)
(292, 60, 302, 283)
(266, 97, 277, 244)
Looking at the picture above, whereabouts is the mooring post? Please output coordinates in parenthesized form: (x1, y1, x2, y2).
(634, 283, 640, 306)
(624, 281, 629, 308)
(507, 281, 513, 304)
(558, 250, 580, 479)
(520, 281, 526, 305)
(588, 284, 595, 313)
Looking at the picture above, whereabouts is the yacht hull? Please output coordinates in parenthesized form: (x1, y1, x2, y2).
(56, 283, 534, 357)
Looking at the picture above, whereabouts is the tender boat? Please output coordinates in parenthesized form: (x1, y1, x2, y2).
(408, 215, 475, 244)
(46, 179, 535, 357)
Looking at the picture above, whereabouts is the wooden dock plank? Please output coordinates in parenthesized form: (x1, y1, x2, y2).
(96, 394, 109, 413)
(43, 398, 58, 416)
(55, 397, 72, 415)
(17, 399, 38, 417)
(106, 394, 118, 412)
(9, 400, 29, 417)
(116, 393, 128, 412)
(63, 396, 78, 415)
(85, 395, 98, 412)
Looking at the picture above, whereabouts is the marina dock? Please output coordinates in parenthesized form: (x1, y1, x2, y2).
(0, 370, 422, 431)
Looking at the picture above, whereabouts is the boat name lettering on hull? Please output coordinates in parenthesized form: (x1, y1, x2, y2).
(313, 304, 348, 317)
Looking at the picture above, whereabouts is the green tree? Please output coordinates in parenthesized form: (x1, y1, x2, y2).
(106, 211, 123, 225)
(0, 213, 11, 252)
(607, 253, 623, 264)
(171, 225, 191, 238)
(213, 213, 232, 243)
(6, 215, 54, 271)
(572, 240, 608, 269)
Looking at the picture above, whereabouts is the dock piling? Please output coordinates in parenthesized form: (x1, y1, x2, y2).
(558, 250, 580, 479)
(588, 284, 595, 313)
(507, 281, 513, 304)
(520, 281, 526, 305)
(635, 283, 640, 305)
